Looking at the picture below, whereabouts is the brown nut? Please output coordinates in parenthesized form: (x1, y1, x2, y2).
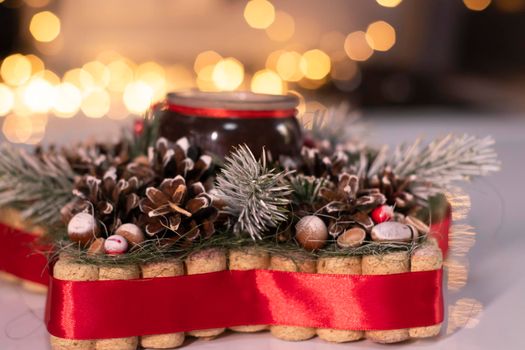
(337, 227, 366, 248)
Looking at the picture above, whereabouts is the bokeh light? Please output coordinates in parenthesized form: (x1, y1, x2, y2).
(299, 49, 331, 80)
(463, 0, 492, 11)
(194, 51, 222, 74)
(0, 84, 14, 116)
(344, 31, 374, 61)
(63, 68, 96, 90)
(123, 81, 154, 114)
(53, 83, 82, 118)
(266, 11, 295, 42)
(2, 114, 33, 144)
(1, 54, 32, 86)
(166, 64, 195, 91)
(276, 51, 303, 82)
(107, 60, 134, 92)
(81, 88, 110, 118)
(136, 61, 166, 100)
(34, 69, 60, 84)
(251, 69, 284, 95)
(29, 11, 61, 42)
(244, 0, 276, 29)
(82, 61, 111, 87)
(212, 57, 244, 91)
(197, 65, 219, 92)
(25, 54, 45, 74)
(366, 21, 396, 52)
(376, 0, 403, 7)
(23, 77, 56, 113)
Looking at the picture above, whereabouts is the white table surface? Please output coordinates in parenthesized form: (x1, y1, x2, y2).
(1, 108, 524, 350)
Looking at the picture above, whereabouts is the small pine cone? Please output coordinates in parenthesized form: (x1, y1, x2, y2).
(368, 167, 417, 211)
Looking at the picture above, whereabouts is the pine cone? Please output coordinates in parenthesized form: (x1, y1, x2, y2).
(367, 166, 417, 211)
(319, 173, 386, 237)
(66, 167, 141, 235)
(139, 176, 218, 241)
(281, 146, 351, 180)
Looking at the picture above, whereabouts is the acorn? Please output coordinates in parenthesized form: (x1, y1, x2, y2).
(115, 223, 145, 247)
(104, 235, 129, 255)
(67, 212, 100, 246)
(295, 215, 328, 251)
(337, 227, 366, 248)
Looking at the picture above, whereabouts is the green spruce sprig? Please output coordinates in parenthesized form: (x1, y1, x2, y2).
(215, 145, 293, 240)
(0, 144, 75, 227)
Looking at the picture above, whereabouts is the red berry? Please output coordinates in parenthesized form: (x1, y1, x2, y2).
(371, 205, 394, 224)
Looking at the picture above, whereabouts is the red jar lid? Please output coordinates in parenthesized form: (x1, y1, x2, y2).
(164, 91, 299, 119)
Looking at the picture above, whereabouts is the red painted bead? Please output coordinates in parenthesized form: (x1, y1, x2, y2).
(371, 205, 394, 224)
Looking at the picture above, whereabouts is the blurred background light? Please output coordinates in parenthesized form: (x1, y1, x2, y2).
(376, 0, 403, 8)
(276, 51, 303, 82)
(107, 59, 134, 92)
(25, 54, 45, 74)
(123, 81, 153, 115)
(463, 0, 492, 11)
(299, 49, 331, 80)
(366, 21, 396, 52)
(0, 84, 14, 116)
(344, 31, 374, 61)
(244, 0, 276, 29)
(23, 77, 55, 113)
(23, 0, 51, 7)
(212, 57, 244, 91)
(29, 11, 61, 43)
(251, 69, 284, 95)
(266, 11, 295, 42)
(53, 83, 82, 118)
(81, 88, 110, 118)
(82, 61, 110, 88)
(1, 54, 32, 86)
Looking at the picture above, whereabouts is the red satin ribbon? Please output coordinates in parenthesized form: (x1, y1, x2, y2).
(163, 102, 296, 119)
(0, 223, 48, 286)
(46, 269, 443, 339)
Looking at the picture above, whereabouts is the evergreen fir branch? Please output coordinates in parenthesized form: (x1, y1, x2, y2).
(0, 144, 75, 227)
(289, 174, 325, 207)
(215, 145, 293, 240)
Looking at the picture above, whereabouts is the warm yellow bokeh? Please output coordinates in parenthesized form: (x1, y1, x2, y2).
(123, 81, 154, 115)
(463, 0, 491, 10)
(2, 114, 33, 143)
(136, 61, 166, 100)
(81, 88, 110, 118)
(53, 83, 82, 118)
(82, 61, 111, 87)
(107, 60, 134, 92)
(25, 54, 45, 74)
(166, 64, 195, 91)
(376, 0, 403, 7)
(194, 51, 222, 74)
(300, 49, 331, 80)
(63, 68, 96, 90)
(1, 54, 32, 86)
(197, 65, 219, 92)
(0, 84, 14, 116)
(266, 11, 295, 42)
(23, 77, 56, 113)
(244, 0, 276, 29)
(366, 21, 396, 52)
(265, 49, 286, 71)
(212, 58, 244, 91)
(251, 69, 284, 95)
(29, 11, 61, 42)
(344, 31, 374, 61)
(276, 51, 303, 82)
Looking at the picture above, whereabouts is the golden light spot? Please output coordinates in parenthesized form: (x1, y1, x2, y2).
(63, 68, 95, 90)
(123, 81, 154, 115)
(0, 84, 14, 116)
(1, 54, 32, 86)
(82, 61, 110, 87)
(23, 77, 56, 113)
(463, 0, 491, 11)
(299, 49, 331, 80)
(34, 69, 60, 85)
(2, 114, 33, 144)
(136, 62, 166, 100)
(25, 54, 45, 74)
(376, 0, 403, 7)
(34, 34, 64, 55)
(266, 11, 295, 42)
(107, 60, 134, 92)
(251, 69, 284, 95)
(29, 11, 61, 42)
(212, 57, 244, 91)
(53, 83, 81, 118)
(25, 114, 48, 145)
(244, 0, 275, 29)
(12, 87, 32, 117)
(265, 49, 286, 71)
(81, 88, 110, 118)
(366, 21, 396, 52)
(196, 65, 219, 92)
(320, 31, 346, 53)
(447, 298, 483, 334)
(344, 31, 374, 61)
(194, 51, 222, 74)
(276, 51, 303, 82)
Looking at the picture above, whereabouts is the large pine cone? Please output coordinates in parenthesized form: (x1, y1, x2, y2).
(139, 175, 218, 241)
(367, 166, 417, 211)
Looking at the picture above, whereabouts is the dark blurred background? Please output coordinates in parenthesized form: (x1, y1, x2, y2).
(0, 0, 524, 144)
